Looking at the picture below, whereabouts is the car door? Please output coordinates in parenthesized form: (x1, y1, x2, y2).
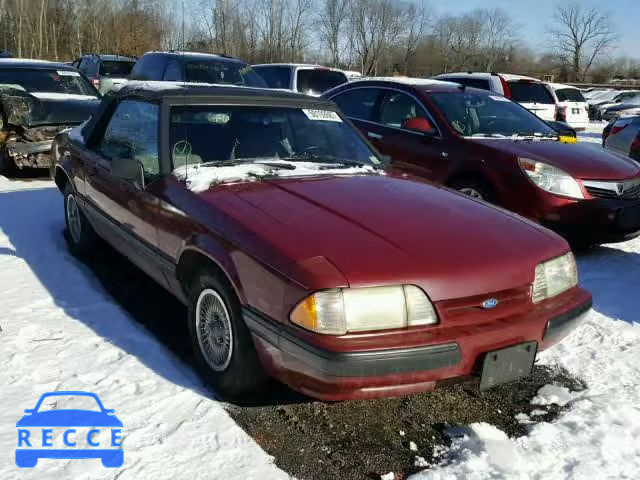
(372, 90, 452, 182)
(83, 99, 167, 284)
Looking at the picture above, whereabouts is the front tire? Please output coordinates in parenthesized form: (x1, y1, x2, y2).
(450, 178, 497, 203)
(188, 270, 265, 397)
(64, 184, 98, 257)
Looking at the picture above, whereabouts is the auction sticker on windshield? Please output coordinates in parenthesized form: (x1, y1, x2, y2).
(57, 70, 81, 77)
(302, 109, 342, 122)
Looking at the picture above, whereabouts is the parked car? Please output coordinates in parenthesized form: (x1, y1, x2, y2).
(324, 78, 640, 247)
(432, 72, 557, 122)
(548, 83, 589, 131)
(589, 90, 638, 119)
(252, 63, 347, 95)
(51, 81, 591, 400)
(0, 59, 100, 174)
(600, 96, 640, 122)
(603, 115, 640, 161)
(129, 51, 267, 88)
(72, 54, 136, 94)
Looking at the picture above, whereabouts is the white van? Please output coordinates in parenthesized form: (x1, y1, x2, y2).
(548, 83, 589, 131)
(432, 72, 557, 122)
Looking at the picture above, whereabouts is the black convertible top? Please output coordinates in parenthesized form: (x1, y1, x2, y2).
(114, 80, 332, 104)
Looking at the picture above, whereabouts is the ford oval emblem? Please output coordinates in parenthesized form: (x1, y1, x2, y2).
(482, 298, 499, 309)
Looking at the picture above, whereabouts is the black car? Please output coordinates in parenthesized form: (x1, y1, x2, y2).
(603, 115, 640, 162)
(72, 54, 137, 94)
(128, 51, 267, 88)
(601, 101, 640, 122)
(0, 59, 100, 174)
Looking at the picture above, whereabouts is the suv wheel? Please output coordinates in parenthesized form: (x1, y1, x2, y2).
(188, 270, 265, 396)
(64, 184, 98, 256)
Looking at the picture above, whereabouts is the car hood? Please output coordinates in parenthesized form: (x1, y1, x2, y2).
(195, 174, 567, 301)
(469, 139, 640, 180)
(0, 88, 99, 127)
(16, 410, 123, 427)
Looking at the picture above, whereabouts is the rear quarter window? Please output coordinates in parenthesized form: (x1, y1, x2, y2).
(508, 81, 555, 104)
(254, 66, 291, 89)
(296, 69, 348, 95)
(332, 88, 382, 122)
(555, 88, 586, 103)
(99, 61, 135, 77)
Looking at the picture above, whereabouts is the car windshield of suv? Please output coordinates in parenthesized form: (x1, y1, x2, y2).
(430, 92, 556, 138)
(508, 81, 554, 104)
(99, 60, 135, 77)
(184, 60, 267, 87)
(297, 69, 347, 95)
(0, 68, 97, 96)
(169, 105, 381, 179)
(555, 88, 586, 103)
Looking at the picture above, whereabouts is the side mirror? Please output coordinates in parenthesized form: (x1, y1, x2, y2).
(111, 157, 144, 189)
(402, 116, 436, 136)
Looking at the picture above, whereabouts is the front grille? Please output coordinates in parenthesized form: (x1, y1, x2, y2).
(584, 179, 640, 200)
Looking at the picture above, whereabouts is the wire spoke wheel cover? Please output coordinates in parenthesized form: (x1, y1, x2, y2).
(459, 187, 484, 199)
(195, 288, 233, 372)
(66, 194, 82, 243)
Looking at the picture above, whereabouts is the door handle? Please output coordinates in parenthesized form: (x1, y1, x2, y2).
(367, 131, 383, 140)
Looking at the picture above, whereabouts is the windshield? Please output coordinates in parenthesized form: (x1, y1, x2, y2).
(0, 68, 96, 96)
(184, 60, 267, 87)
(99, 60, 135, 77)
(430, 91, 556, 137)
(296, 69, 347, 95)
(508, 81, 554, 104)
(555, 88, 586, 103)
(169, 105, 380, 171)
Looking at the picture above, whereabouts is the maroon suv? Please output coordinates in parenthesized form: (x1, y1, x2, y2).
(325, 78, 640, 246)
(52, 82, 591, 400)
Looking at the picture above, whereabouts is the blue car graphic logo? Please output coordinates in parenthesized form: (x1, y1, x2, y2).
(16, 391, 123, 468)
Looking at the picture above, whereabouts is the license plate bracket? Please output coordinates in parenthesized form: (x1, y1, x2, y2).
(479, 341, 537, 391)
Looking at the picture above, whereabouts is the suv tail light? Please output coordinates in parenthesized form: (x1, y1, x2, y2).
(556, 106, 567, 122)
(499, 76, 511, 98)
(610, 124, 628, 136)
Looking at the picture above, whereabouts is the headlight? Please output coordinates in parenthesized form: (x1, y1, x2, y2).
(532, 252, 578, 303)
(519, 158, 584, 199)
(290, 285, 438, 335)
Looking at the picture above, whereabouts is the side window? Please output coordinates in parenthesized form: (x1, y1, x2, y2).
(130, 55, 166, 81)
(448, 78, 491, 91)
(379, 92, 425, 129)
(332, 88, 382, 121)
(98, 100, 160, 179)
(254, 66, 291, 89)
(163, 60, 182, 81)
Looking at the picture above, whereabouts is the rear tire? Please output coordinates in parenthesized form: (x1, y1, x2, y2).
(450, 178, 497, 203)
(64, 184, 98, 257)
(187, 270, 265, 397)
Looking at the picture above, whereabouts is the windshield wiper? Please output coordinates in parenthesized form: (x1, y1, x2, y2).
(284, 153, 374, 168)
(198, 158, 297, 169)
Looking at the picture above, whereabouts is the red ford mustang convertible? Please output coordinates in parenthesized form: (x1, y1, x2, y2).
(52, 82, 592, 400)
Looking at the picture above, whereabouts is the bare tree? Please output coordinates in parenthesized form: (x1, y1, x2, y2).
(317, 0, 350, 67)
(549, 0, 617, 81)
(397, 0, 431, 74)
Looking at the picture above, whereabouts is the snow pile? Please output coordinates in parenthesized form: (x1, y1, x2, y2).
(577, 121, 607, 145)
(411, 236, 640, 480)
(173, 160, 379, 193)
(0, 178, 289, 479)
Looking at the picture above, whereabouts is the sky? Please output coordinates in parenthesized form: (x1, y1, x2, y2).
(434, 0, 640, 58)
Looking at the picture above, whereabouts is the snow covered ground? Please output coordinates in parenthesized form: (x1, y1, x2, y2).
(1, 122, 639, 480)
(0, 176, 288, 479)
(577, 121, 607, 145)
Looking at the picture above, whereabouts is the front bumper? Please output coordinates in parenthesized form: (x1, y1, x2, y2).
(244, 289, 592, 400)
(539, 196, 640, 244)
